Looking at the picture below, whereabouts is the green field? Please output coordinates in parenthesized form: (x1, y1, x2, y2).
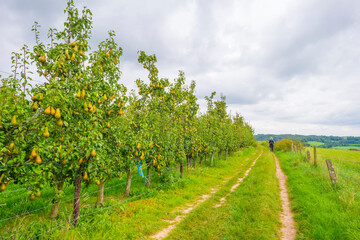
(333, 146, 360, 150)
(307, 141, 325, 147)
(276, 148, 360, 239)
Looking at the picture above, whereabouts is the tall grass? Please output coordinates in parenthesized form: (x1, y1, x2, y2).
(276, 150, 360, 239)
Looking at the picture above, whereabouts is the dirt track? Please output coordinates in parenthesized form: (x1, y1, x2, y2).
(273, 153, 297, 240)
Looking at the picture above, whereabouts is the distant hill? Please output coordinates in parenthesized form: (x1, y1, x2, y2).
(255, 134, 360, 149)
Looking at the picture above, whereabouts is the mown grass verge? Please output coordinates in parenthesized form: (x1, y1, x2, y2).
(276, 150, 360, 240)
(166, 147, 281, 240)
(0, 147, 257, 239)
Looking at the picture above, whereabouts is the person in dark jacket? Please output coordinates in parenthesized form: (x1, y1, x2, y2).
(269, 137, 275, 152)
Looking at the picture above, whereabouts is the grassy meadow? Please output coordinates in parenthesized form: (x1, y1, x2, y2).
(276, 148, 360, 240)
(307, 141, 325, 147)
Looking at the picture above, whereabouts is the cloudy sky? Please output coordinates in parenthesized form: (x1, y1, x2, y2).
(1, 0, 360, 136)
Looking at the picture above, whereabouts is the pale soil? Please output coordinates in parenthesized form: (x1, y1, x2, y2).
(149, 152, 263, 239)
(273, 153, 297, 240)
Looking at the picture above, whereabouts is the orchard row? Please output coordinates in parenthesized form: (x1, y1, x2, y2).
(0, 0, 254, 224)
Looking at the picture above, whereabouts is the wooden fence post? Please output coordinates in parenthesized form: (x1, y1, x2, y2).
(291, 142, 294, 152)
(325, 159, 337, 184)
(307, 150, 311, 163)
(313, 146, 317, 167)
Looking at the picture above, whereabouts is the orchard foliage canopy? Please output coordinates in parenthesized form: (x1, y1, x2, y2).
(0, 0, 255, 223)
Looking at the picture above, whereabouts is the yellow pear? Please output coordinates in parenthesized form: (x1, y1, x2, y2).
(44, 106, 51, 115)
(83, 172, 88, 180)
(70, 41, 78, 47)
(81, 89, 86, 99)
(35, 155, 42, 164)
(74, 45, 78, 52)
(107, 110, 113, 116)
(79, 50, 84, 56)
(0, 183, 6, 192)
(31, 148, 37, 159)
(136, 143, 141, 150)
(78, 158, 83, 165)
(39, 55, 46, 63)
(65, 49, 69, 57)
(35, 191, 41, 197)
(57, 119, 63, 127)
(54, 108, 61, 119)
(32, 102, 39, 111)
(96, 181, 100, 186)
(50, 107, 55, 115)
(103, 94, 107, 101)
(43, 127, 49, 138)
(11, 115, 18, 127)
(9, 142, 15, 152)
(106, 122, 111, 128)
(106, 51, 110, 57)
(29, 194, 36, 201)
(71, 53, 75, 61)
(90, 149, 96, 157)
(118, 109, 123, 115)
(84, 102, 88, 112)
(76, 89, 81, 98)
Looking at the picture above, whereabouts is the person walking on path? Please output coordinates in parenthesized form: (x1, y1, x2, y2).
(269, 137, 275, 152)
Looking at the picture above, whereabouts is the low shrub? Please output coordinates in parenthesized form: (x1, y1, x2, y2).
(274, 139, 293, 152)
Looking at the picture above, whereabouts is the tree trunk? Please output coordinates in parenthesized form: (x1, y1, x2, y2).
(210, 152, 214, 167)
(180, 162, 183, 178)
(186, 155, 190, 170)
(226, 150, 228, 160)
(95, 179, 106, 207)
(146, 165, 151, 187)
(218, 151, 222, 159)
(199, 156, 204, 166)
(72, 167, 82, 226)
(193, 157, 196, 168)
(49, 181, 64, 219)
(124, 168, 132, 197)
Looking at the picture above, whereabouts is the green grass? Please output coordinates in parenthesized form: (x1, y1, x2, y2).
(276, 149, 360, 240)
(333, 146, 360, 150)
(307, 141, 324, 147)
(166, 147, 281, 240)
(0, 147, 258, 239)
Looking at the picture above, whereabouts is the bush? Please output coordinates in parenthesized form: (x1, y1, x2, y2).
(274, 139, 294, 152)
